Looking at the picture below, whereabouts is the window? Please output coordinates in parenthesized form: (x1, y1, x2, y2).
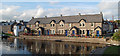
(69, 23, 71, 27)
(62, 30, 64, 34)
(60, 24, 64, 27)
(50, 30, 52, 34)
(50, 24, 52, 27)
(53, 24, 55, 27)
(8, 23, 10, 25)
(80, 23, 81, 26)
(51, 24, 55, 27)
(51, 29, 55, 34)
(80, 30, 82, 34)
(59, 30, 60, 34)
(91, 23, 93, 26)
(53, 30, 55, 34)
(83, 23, 85, 26)
(83, 30, 85, 34)
(62, 24, 64, 27)
(4, 24, 6, 25)
(59, 29, 64, 34)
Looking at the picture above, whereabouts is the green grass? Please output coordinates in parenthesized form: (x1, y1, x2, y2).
(102, 46, 120, 56)
(2, 33, 13, 36)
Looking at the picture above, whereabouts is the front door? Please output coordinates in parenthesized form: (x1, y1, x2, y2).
(65, 30, 67, 36)
(39, 31, 41, 36)
(97, 30, 99, 37)
(47, 30, 49, 35)
(87, 30, 89, 36)
(72, 30, 75, 35)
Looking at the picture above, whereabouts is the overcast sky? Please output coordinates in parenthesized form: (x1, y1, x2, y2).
(0, 0, 119, 22)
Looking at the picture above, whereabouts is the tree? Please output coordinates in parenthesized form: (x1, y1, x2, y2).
(112, 30, 120, 41)
(115, 20, 120, 23)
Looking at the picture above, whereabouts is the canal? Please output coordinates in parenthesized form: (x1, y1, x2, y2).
(0, 38, 107, 56)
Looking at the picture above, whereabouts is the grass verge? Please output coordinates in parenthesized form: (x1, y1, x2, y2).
(102, 46, 120, 56)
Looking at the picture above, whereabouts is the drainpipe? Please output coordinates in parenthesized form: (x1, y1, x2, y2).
(93, 22, 95, 36)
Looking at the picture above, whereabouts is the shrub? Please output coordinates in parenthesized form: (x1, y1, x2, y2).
(4, 33, 13, 36)
(112, 30, 120, 41)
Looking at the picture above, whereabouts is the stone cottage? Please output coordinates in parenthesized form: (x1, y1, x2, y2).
(26, 12, 104, 36)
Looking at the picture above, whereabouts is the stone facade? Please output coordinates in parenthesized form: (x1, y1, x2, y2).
(27, 13, 103, 36)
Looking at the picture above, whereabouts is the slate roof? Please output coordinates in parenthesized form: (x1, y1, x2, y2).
(22, 22, 28, 25)
(15, 23, 23, 26)
(27, 14, 103, 25)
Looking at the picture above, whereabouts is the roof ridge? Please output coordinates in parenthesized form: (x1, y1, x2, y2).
(34, 14, 101, 19)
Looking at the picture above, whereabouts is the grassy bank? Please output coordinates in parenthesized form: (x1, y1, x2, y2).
(1, 33, 13, 36)
(102, 46, 120, 56)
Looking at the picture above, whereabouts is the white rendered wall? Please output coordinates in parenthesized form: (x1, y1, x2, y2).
(14, 26, 19, 36)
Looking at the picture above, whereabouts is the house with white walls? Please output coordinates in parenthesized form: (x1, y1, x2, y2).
(14, 23, 25, 36)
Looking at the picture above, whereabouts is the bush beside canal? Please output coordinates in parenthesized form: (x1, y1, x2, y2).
(112, 30, 120, 41)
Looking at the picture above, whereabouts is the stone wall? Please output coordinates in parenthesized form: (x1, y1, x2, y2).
(1, 25, 11, 33)
(14, 35, 120, 46)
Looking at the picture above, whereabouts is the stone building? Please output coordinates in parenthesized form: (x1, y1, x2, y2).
(26, 12, 104, 36)
(0, 20, 17, 33)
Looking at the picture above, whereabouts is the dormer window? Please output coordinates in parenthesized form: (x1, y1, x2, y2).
(60, 24, 64, 27)
(80, 23, 82, 26)
(79, 19, 86, 27)
(53, 24, 55, 27)
(50, 24, 52, 27)
(50, 20, 56, 27)
(35, 21, 40, 27)
(8, 23, 10, 25)
(50, 24, 55, 27)
(83, 23, 85, 26)
(91, 23, 93, 26)
(83, 30, 85, 34)
(59, 20, 65, 27)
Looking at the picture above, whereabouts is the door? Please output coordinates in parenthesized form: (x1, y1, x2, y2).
(39, 31, 41, 36)
(87, 30, 89, 36)
(72, 30, 75, 35)
(65, 30, 67, 36)
(97, 30, 99, 37)
(47, 30, 49, 35)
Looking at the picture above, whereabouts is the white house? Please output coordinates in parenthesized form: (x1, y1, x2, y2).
(14, 23, 25, 36)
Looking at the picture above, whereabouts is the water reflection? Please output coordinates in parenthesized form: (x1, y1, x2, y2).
(1, 38, 106, 55)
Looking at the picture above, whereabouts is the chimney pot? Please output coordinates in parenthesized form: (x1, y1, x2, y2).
(32, 17, 34, 19)
(100, 12, 102, 15)
(45, 16, 47, 19)
(14, 20, 16, 22)
(60, 14, 62, 17)
(79, 13, 81, 15)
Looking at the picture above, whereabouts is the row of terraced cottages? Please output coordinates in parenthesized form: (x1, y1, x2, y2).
(25, 12, 104, 36)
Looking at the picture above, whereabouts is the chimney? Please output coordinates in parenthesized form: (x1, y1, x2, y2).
(45, 16, 47, 19)
(14, 20, 16, 22)
(100, 12, 103, 15)
(60, 14, 62, 17)
(79, 13, 81, 16)
(10, 20, 12, 22)
(20, 20, 23, 23)
(6, 21, 8, 22)
(32, 17, 34, 19)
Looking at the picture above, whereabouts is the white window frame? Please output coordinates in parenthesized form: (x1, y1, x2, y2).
(69, 23, 71, 27)
(91, 23, 94, 27)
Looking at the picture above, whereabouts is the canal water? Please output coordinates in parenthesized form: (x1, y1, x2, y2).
(0, 38, 107, 56)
